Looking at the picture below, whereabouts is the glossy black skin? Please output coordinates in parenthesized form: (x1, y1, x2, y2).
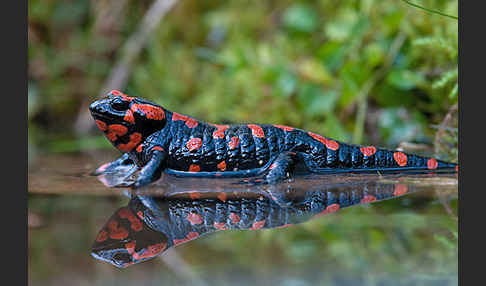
(91, 180, 414, 268)
(90, 90, 457, 188)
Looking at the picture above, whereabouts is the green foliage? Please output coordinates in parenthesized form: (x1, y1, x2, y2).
(282, 3, 319, 33)
(28, 0, 458, 152)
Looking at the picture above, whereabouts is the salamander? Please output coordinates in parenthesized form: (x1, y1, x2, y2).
(90, 90, 458, 188)
(91, 180, 419, 267)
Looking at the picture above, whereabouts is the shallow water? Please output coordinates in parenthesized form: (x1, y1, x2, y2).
(28, 151, 458, 286)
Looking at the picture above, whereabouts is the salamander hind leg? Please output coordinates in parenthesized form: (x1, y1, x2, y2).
(242, 151, 301, 185)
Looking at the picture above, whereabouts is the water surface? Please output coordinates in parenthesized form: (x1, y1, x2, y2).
(28, 152, 458, 286)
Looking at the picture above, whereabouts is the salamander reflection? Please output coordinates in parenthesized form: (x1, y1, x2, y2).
(91, 178, 416, 268)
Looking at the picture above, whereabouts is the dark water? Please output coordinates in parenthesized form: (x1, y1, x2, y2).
(28, 152, 458, 286)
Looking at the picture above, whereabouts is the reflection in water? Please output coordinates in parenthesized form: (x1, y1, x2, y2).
(91, 171, 437, 268)
(28, 153, 458, 285)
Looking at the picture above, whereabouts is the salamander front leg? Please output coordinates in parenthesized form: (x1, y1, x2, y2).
(93, 153, 135, 175)
(132, 150, 167, 189)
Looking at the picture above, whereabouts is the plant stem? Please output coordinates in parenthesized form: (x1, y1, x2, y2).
(402, 0, 458, 20)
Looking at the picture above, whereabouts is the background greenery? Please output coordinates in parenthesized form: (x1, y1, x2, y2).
(28, 0, 458, 160)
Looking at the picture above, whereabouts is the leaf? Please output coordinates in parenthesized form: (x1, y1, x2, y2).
(276, 70, 298, 97)
(305, 90, 338, 116)
(282, 4, 318, 33)
(432, 68, 458, 89)
(296, 59, 333, 85)
(386, 69, 425, 90)
(449, 82, 458, 99)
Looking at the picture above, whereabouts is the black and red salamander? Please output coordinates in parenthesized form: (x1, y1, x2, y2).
(90, 90, 457, 188)
(91, 180, 419, 267)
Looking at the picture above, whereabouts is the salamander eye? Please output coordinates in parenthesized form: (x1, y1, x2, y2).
(111, 98, 129, 111)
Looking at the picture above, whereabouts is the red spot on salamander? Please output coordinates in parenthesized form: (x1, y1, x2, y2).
(427, 158, 438, 170)
(109, 90, 134, 102)
(228, 137, 239, 150)
(124, 109, 135, 124)
(117, 208, 132, 219)
(214, 222, 227, 230)
(125, 242, 136, 255)
(212, 124, 229, 139)
(121, 95, 134, 102)
(277, 223, 293, 229)
(106, 132, 118, 142)
(229, 212, 240, 224)
(173, 232, 199, 246)
(187, 213, 203, 225)
(248, 124, 265, 138)
(117, 133, 142, 152)
(171, 112, 198, 128)
(110, 90, 122, 96)
(118, 208, 143, 232)
(126, 241, 166, 260)
(95, 120, 107, 131)
(217, 161, 226, 171)
(190, 192, 201, 200)
(110, 90, 134, 102)
(185, 118, 198, 128)
(130, 221, 143, 232)
(361, 195, 377, 203)
(273, 125, 294, 132)
(131, 104, 165, 120)
(186, 138, 202, 151)
(189, 164, 200, 172)
(95, 230, 108, 242)
(152, 146, 164, 152)
(308, 132, 339, 151)
(325, 203, 340, 213)
(393, 152, 408, 167)
(314, 203, 340, 218)
(105, 124, 128, 142)
(107, 220, 129, 240)
(217, 192, 227, 202)
(269, 163, 277, 170)
(325, 139, 340, 151)
(172, 112, 187, 121)
(393, 184, 408, 196)
(132, 242, 167, 260)
(249, 220, 265, 230)
(360, 146, 377, 157)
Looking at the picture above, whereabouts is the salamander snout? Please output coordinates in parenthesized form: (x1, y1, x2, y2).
(89, 98, 108, 114)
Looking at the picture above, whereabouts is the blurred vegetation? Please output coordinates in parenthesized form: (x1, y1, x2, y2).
(28, 0, 458, 162)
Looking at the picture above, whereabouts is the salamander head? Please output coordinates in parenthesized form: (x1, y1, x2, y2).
(89, 90, 167, 152)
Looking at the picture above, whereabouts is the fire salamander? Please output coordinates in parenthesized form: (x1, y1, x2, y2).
(90, 90, 458, 188)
